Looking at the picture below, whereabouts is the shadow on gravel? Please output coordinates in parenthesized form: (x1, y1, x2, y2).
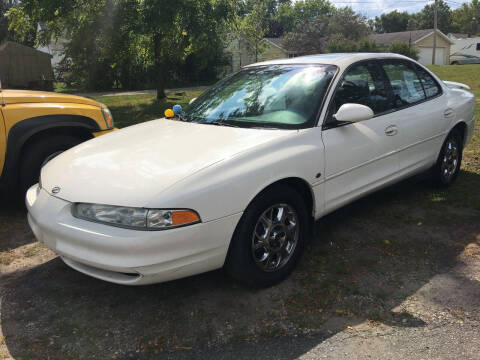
(0, 194, 31, 252)
(1, 171, 479, 359)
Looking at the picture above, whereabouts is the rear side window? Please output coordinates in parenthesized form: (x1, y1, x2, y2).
(416, 66, 442, 98)
(382, 62, 425, 108)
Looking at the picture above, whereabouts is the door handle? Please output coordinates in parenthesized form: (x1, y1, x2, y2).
(444, 108, 454, 118)
(385, 125, 398, 136)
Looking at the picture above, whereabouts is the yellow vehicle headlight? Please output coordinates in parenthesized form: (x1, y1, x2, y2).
(101, 107, 114, 129)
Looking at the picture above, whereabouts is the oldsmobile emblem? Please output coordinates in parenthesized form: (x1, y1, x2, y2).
(51, 186, 61, 194)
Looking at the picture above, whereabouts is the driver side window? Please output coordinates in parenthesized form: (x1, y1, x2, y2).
(329, 62, 392, 121)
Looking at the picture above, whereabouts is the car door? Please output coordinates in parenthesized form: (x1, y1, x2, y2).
(321, 60, 400, 213)
(380, 60, 447, 175)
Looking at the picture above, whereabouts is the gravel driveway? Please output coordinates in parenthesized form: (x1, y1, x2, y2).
(0, 173, 479, 359)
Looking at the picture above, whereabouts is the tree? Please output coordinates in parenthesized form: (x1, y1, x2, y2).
(3, 0, 37, 46)
(276, 0, 333, 34)
(141, 0, 234, 99)
(7, 0, 108, 89)
(373, 10, 410, 33)
(282, 15, 329, 54)
(8, 0, 232, 95)
(387, 41, 419, 60)
(451, 0, 480, 35)
(407, 0, 453, 33)
(282, 7, 368, 55)
(327, 37, 378, 53)
(238, 0, 269, 62)
(328, 7, 369, 41)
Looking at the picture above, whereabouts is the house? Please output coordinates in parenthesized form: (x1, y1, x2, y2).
(370, 29, 453, 65)
(37, 24, 68, 76)
(0, 41, 54, 90)
(225, 37, 297, 74)
(37, 37, 68, 76)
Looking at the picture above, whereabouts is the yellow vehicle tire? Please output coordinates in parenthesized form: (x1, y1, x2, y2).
(19, 135, 82, 193)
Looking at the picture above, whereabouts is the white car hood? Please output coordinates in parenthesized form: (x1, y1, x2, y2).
(41, 118, 291, 206)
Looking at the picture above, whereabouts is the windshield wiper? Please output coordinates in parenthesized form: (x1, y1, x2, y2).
(208, 121, 240, 128)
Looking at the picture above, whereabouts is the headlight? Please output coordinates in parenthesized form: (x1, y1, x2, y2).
(72, 203, 200, 230)
(101, 106, 114, 129)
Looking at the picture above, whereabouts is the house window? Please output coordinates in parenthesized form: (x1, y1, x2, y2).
(288, 53, 297, 58)
(477, 43, 480, 51)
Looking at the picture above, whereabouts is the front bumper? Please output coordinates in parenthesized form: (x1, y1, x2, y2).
(92, 128, 118, 137)
(26, 185, 242, 285)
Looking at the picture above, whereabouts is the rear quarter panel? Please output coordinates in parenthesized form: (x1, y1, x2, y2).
(446, 88, 476, 146)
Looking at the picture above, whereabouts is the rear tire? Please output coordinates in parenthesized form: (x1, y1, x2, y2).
(19, 135, 83, 193)
(431, 129, 463, 187)
(225, 185, 309, 287)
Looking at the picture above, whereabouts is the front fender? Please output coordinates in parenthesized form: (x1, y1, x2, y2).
(146, 127, 325, 222)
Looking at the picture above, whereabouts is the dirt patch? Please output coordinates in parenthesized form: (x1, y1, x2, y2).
(0, 173, 479, 359)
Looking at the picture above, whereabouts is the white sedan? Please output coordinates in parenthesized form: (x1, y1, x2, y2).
(26, 53, 476, 287)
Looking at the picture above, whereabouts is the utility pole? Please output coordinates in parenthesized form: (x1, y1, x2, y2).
(432, 0, 438, 65)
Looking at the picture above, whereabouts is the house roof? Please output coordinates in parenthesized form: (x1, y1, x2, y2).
(0, 41, 52, 57)
(262, 37, 297, 53)
(370, 29, 453, 46)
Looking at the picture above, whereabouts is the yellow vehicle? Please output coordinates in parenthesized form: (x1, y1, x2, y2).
(0, 86, 115, 193)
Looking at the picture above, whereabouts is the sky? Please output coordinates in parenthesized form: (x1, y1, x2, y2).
(293, 0, 469, 18)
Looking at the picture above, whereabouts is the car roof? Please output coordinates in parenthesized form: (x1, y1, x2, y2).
(245, 52, 411, 69)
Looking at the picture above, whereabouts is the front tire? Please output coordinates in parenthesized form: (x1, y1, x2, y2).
(225, 185, 309, 287)
(19, 135, 83, 193)
(432, 129, 463, 186)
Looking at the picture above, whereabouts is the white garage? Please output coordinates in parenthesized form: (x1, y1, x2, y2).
(371, 29, 453, 66)
(418, 47, 446, 65)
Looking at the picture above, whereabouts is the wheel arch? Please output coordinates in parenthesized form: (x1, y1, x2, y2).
(450, 121, 468, 147)
(0, 115, 99, 188)
(252, 177, 315, 219)
(434, 121, 468, 164)
(224, 176, 316, 270)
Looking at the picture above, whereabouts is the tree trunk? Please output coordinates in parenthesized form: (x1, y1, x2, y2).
(154, 33, 166, 100)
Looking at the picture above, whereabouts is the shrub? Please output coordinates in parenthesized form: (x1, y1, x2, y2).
(387, 41, 419, 60)
(327, 37, 379, 53)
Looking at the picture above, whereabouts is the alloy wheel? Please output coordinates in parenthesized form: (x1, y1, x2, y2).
(441, 138, 459, 182)
(251, 203, 299, 272)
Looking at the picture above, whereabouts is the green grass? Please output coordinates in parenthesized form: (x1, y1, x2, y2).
(53, 81, 82, 94)
(429, 65, 480, 186)
(91, 90, 204, 129)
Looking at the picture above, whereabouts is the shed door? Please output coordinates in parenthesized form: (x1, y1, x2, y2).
(418, 47, 445, 65)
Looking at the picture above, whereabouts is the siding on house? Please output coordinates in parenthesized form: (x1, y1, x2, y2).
(258, 43, 288, 62)
(224, 37, 293, 75)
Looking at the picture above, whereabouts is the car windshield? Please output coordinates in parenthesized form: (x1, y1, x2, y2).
(184, 64, 337, 129)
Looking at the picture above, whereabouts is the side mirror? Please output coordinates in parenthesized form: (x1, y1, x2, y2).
(189, 97, 197, 105)
(334, 103, 374, 123)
